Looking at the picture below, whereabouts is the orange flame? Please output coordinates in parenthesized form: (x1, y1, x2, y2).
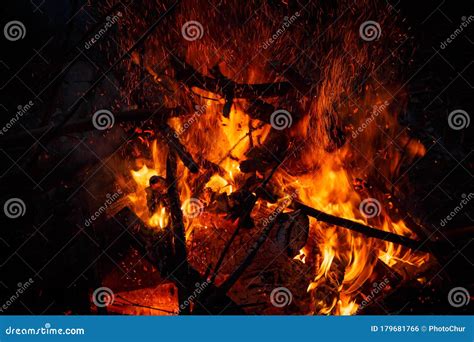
(115, 0, 431, 315)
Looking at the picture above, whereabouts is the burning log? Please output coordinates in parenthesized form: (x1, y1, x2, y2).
(191, 160, 227, 199)
(158, 123, 199, 173)
(312, 252, 348, 315)
(146, 175, 168, 215)
(240, 130, 289, 173)
(274, 210, 310, 258)
(291, 200, 432, 253)
(165, 150, 191, 313)
(113, 207, 245, 314)
(170, 56, 294, 99)
(244, 99, 306, 127)
(209, 65, 234, 118)
(323, 107, 346, 151)
(226, 190, 257, 228)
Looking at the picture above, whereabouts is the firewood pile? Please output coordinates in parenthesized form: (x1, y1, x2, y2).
(1, 0, 471, 316)
(53, 0, 447, 315)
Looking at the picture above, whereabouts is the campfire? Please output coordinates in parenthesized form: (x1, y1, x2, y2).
(84, 0, 439, 315)
(3, 0, 473, 320)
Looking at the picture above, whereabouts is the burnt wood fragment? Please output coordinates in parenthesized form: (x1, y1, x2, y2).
(292, 200, 432, 253)
(171, 56, 294, 99)
(274, 210, 310, 257)
(240, 130, 289, 173)
(166, 150, 191, 314)
(158, 123, 199, 173)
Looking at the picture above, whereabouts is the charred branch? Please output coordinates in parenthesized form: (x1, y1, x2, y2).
(274, 210, 310, 257)
(159, 123, 199, 173)
(292, 200, 432, 253)
(209, 65, 234, 118)
(240, 129, 289, 173)
(245, 99, 277, 124)
(170, 56, 294, 99)
(166, 150, 191, 313)
(269, 61, 313, 95)
(0, 108, 185, 147)
(115, 207, 244, 315)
